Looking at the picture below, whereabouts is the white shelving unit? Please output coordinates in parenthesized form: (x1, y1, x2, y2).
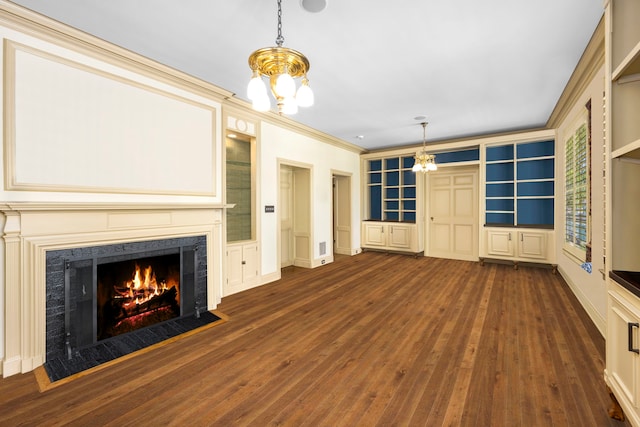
(605, 0, 640, 424)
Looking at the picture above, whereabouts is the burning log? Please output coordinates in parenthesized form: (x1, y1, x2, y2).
(116, 286, 178, 321)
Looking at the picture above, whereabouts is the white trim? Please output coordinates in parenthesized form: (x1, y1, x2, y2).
(558, 265, 605, 337)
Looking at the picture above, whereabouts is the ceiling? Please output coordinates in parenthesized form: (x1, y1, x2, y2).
(10, 0, 604, 151)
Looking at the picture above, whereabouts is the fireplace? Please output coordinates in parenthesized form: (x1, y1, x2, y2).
(45, 236, 208, 372)
(1, 203, 223, 379)
(96, 253, 182, 341)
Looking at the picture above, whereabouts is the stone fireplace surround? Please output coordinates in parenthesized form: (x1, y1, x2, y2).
(1, 202, 224, 378)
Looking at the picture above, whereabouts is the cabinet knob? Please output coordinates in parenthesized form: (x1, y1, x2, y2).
(242, 260, 246, 265)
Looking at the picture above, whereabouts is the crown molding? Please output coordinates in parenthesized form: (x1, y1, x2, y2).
(547, 15, 605, 128)
(0, 1, 233, 102)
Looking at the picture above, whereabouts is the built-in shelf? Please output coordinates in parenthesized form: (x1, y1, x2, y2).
(612, 39, 640, 81)
(611, 138, 640, 159)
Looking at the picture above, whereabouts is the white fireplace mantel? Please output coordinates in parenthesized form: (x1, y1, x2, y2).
(1, 202, 226, 377)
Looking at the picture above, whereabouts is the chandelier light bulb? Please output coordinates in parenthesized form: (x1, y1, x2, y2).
(281, 96, 299, 115)
(412, 163, 423, 172)
(275, 71, 296, 98)
(252, 92, 271, 112)
(296, 79, 314, 107)
(247, 71, 267, 101)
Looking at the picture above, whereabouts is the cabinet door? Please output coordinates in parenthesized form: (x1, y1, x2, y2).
(363, 223, 386, 247)
(486, 230, 515, 257)
(517, 231, 547, 260)
(608, 291, 640, 407)
(226, 245, 244, 289)
(388, 224, 411, 249)
(242, 243, 259, 286)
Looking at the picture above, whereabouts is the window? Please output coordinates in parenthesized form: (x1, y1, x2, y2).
(564, 106, 590, 262)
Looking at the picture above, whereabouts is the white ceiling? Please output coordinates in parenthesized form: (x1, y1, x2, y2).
(10, 0, 604, 151)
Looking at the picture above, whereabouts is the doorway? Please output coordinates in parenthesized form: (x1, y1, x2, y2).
(332, 173, 352, 255)
(279, 163, 312, 269)
(427, 166, 479, 261)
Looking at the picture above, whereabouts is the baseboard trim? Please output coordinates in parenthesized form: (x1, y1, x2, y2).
(557, 265, 606, 337)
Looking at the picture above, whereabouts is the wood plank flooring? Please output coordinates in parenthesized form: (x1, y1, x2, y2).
(0, 252, 629, 426)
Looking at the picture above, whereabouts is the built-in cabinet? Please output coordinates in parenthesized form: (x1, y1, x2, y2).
(485, 140, 555, 227)
(608, 286, 640, 419)
(483, 228, 554, 267)
(362, 221, 421, 255)
(226, 242, 258, 295)
(481, 139, 556, 267)
(605, 0, 640, 424)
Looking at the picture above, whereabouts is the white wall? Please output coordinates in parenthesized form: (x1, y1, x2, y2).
(259, 122, 361, 279)
(555, 65, 607, 335)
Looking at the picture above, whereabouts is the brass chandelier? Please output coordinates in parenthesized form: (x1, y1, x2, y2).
(412, 122, 438, 172)
(247, 0, 314, 115)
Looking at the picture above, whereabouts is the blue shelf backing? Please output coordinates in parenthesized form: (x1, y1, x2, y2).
(486, 162, 514, 181)
(516, 140, 554, 159)
(367, 155, 417, 222)
(486, 212, 514, 225)
(486, 182, 514, 197)
(435, 148, 480, 164)
(517, 199, 554, 226)
(369, 185, 382, 220)
(486, 145, 514, 161)
(517, 158, 554, 180)
(517, 181, 554, 197)
(484, 140, 555, 227)
(486, 199, 514, 211)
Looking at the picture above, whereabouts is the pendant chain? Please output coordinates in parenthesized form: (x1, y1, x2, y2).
(276, 0, 285, 46)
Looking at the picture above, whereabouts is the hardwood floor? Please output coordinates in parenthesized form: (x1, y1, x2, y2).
(0, 252, 629, 426)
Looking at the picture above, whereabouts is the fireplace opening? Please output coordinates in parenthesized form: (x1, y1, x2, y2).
(97, 253, 181, 341)
(45, 236, 207, 367)
(43, 236, 212, 382)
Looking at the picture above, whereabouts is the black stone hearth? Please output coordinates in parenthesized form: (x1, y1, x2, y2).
(44, 311, 221, 382)
(44, 236, 210, 382)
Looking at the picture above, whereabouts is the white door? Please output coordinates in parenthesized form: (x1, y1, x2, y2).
(333, 175, 352, 255)
(280, 166, 294, 268)
(428, 168, 478, 261)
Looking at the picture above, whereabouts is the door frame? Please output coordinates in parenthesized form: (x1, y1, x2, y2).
(277, 159, 313, 270)
(331, 170, 353, 256)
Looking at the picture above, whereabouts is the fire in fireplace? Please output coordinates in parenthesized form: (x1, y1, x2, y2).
(97, 253, 181, 340)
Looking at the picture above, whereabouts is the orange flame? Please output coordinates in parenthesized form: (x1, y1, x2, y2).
(122, 263, 172, 307)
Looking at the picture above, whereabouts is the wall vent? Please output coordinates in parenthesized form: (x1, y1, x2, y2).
(319, 241, 326, 256)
